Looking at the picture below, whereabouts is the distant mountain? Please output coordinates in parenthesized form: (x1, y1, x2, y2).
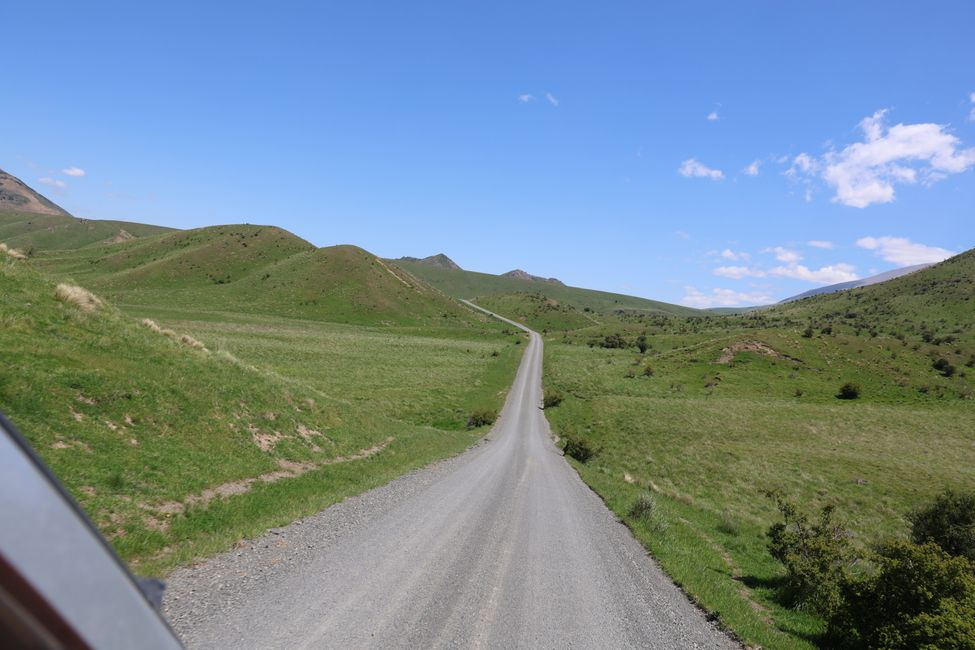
(396, 253, 462, 270)
(501, 269, 564, 285)
(779, 264, 933, 304)
(0, 169, 72, 216)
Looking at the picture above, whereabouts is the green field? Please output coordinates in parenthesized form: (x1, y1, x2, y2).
(541, 250, 975, 648)
(0, 253, 524, 575)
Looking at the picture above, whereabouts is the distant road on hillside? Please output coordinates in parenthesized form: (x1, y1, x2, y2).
(164, 303, 737, 649)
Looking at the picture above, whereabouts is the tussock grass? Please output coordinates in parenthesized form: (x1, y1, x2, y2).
(54, 283, 103, 312)
(0, 242, 27, 259)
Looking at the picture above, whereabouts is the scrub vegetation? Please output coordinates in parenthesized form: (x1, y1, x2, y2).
(541, 249, 975, 648)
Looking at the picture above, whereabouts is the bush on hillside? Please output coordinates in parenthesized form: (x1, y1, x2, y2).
(628, 492, 668, 532)
(909, 489, 975, 561)
(562, 436, 596, 463)
(765, 491, 855, 616)
(599, 333, 628, 349)
(466, 408, 497, 429)
(826, 540, 975, 650)
(636, 335, 649, 353)
(542, 388, 563, 409)
(933, 358, 957, 377)
(837, 382, 861, 400)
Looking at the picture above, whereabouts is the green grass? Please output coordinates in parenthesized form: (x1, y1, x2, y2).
(540, 250, 975, 648)
(0, 256, 523, 575)
(33, 224, 491, 326)
(0, 208, 173, 252)
(391, 258, 703, 317)
(472, 292, 600, 332)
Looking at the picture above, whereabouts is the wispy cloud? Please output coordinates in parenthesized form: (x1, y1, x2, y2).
(682, 287, 773, 309)
(62, 167, 86, 177)
(545, 92, 559, 107)
(679, 158, 724, 180)
(856, 236, 955, 266)
(707, 111, 719, 121)
(743, 160, 761, 176)
(714, 266, 765, 279)
(674, 230, 691, 240)
(770, 263, 858, 284)
(969, 92, 975, 122)
(763, 246, 802, 264)
(789, 109, 975, 208)
(38, 177, 67, 189)
(517, 94, 535, 103)
(720, 248, 750, 261)
(807, 240, 834, 249)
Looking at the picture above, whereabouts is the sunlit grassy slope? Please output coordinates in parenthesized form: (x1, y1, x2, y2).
(0, 208, 174, 251)
(33, 224, 487, 326)
(541, 249, 975, 649)
(392, 258, 703, 317)
(0, 255, 523, 575)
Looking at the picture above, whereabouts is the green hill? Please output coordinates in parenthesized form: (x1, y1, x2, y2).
(390, 259, 702, 317)
(34, 225, 487, 326)
(540, 248, 975, 649)
(0, 208, 174, 253)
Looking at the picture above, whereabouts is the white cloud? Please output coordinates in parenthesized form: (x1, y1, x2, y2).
(856, 236, 955, 266)
(770, 263, 858, 284)
(743, 160, 761, 176)
(62, 167, 86, 177)
(545, 92, 559, 107)
(720, 248, 750, 261)
(714, 265, 766, 279)
(682, 287, 774, 309)
(679, 158, 724, 180)
(517, 94, 535, 103)
(969, 92, 975, 122)
(794, 109, 975, 208)
(807, 240, 834, 249)
(38, 177, 66, 189)
(707, 111, 719, 121)
(764, 246, 802, 263)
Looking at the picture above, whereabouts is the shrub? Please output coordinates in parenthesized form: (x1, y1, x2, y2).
(636, 335, 649, 354)
(542, 388, 563, 409)
(563, 436, 595, 463)
(826, 540, 975, 649)
(933, 358, 957, 377)
(909, 489, 975, 561)
(837, 382, 861, 400)
(802, 326, 814, 338)
(599, 333, 628, 349)
(642, 365, 654, 377)
(628, 492, 668, 532)
(466, 408, 497, 429)
(765, 492, 854, 616)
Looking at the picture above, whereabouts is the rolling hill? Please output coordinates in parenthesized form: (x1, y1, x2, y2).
(390, 258, 702, 318)
(34, 225, 488, 326)
(778, 263, 933, 303)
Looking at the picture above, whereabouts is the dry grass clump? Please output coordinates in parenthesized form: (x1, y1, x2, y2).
(141, 318, 162, 332)
(55, 283, 103, 312)
(179, 334, 208, 352)
(0, 243, 27, 259)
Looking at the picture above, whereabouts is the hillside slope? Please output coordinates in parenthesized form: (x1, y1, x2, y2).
(779, 263, 932, 303)
(391, 259, 702, 317)
(0, 254, 397, 566)
(0, 169, 71, 216)
(37, 225, 487, 326)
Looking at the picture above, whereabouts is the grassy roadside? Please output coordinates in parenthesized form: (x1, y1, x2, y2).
(542, 336, 975, 649)
(0, 256, 524, 576)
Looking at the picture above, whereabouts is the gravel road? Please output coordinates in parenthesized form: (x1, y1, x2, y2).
(164, 308, 739, 649)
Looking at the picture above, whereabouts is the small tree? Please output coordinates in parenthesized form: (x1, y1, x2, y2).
(765, 491, 854, 616)
(837, 382, 861, 400)
(543, 388, 563, 409)
(909, 489, 975, 561)
(636, 335, 649, 354)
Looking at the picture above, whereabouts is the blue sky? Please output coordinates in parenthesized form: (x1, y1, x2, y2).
(3, 1, 973, 307)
